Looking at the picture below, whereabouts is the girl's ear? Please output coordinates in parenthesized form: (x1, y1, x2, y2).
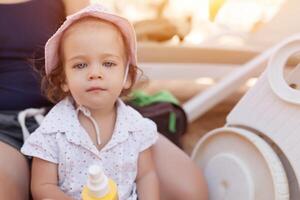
(123, 76, 132, 90)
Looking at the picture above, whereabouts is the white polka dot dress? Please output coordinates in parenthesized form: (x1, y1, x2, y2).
(21, 97, 158, 200)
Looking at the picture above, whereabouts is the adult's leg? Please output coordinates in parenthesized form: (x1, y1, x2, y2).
(153, 135, 208, 200)
(0, 142, 30, 200)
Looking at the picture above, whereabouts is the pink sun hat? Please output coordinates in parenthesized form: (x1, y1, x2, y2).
(44, 4, 137, 75)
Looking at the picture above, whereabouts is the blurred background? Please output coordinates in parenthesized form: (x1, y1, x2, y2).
(91, 0, 297, 154)
(91, 0, 285, 47)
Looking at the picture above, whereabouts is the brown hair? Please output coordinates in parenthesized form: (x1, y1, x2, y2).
(41, 17, 139, 103)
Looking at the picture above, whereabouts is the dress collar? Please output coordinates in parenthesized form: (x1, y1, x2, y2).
(37, 97, 143, 155)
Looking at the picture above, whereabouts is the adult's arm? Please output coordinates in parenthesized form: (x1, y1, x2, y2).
(153, 134, 208, 200)
(62, 0, 90, 16)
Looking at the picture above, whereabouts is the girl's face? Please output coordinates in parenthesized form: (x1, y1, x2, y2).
(61, 20, 131, 110)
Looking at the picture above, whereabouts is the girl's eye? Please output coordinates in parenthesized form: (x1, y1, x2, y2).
(73, 63, 87, 69)
(103, 61, 116, 68)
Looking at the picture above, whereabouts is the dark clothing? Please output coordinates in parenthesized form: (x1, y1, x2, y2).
(0, 0, 65, 110)
(0, 110, 39, 149)
(0, 0, 66, 148)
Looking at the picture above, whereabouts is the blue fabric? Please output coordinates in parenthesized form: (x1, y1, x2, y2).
(0, 0, 65, 110)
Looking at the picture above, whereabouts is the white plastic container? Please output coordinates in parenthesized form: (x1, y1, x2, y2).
(192, 34, 300, 200)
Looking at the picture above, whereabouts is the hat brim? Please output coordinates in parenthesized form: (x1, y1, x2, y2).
(45, 6, 137, 75)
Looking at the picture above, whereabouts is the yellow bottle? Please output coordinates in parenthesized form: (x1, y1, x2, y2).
(82, 165, 118, 200)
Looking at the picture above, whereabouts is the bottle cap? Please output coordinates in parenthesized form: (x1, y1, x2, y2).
(87, 165, 109, 198)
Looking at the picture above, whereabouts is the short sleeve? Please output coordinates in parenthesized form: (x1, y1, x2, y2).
(137, 119, 158, 152)
(21, 129, 59, 164)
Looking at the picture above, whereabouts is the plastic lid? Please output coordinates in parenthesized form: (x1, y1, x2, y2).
(191, 127, 289, 200)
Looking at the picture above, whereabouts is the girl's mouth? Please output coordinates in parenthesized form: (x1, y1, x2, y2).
(86, 87, 106, 92)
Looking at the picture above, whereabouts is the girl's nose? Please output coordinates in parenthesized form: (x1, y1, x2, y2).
(89, 74, 102, 80)
(88, 64, 102, 80)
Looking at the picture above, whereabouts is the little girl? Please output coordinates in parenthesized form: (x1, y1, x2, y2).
(21, 4, 159, 200)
